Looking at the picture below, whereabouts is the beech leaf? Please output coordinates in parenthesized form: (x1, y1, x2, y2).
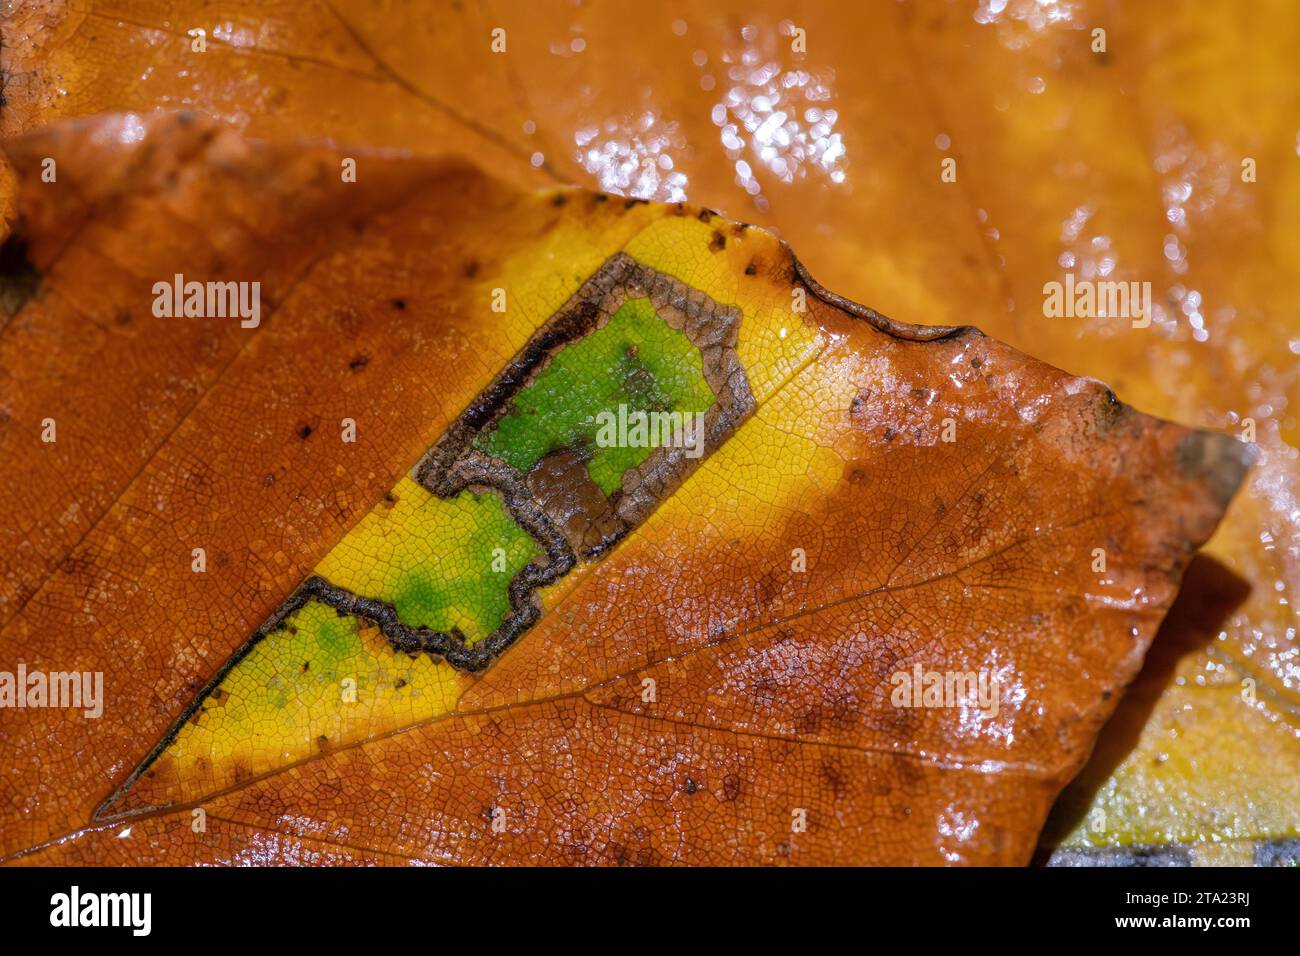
(0, 114, 1251, 865)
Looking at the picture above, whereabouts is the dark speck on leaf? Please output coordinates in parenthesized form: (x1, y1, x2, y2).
(0, 233, 42, 316)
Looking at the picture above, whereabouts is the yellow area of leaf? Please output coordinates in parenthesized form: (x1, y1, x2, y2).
(316, 478, 538, 643)
(123, 201, 832, 814)
(156, 599, 468, 805)
(621, 215, 826, 400)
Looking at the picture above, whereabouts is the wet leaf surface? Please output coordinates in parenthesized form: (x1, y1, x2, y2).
(0, 113, 1249, 864)
(2, 0, 1296, 862)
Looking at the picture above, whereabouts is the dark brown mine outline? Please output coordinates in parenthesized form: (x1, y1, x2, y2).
(96, 253, 754, 821)
(408, 250, 756, 670)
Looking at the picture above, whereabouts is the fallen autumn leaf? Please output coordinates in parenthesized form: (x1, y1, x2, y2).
(0, 113, 1253, 865)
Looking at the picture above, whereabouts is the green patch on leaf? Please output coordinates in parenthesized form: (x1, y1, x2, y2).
(387, 490, 539, 644)
(476, 297, 715, 493)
